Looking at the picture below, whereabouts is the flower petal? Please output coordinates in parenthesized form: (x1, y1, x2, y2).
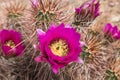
(76, 58, 84, 64)
(10, 30, 22, 44)
(0, 30, 10, 44)
(31, 0, 39, 7)
(16, 45, 25, 56)
(114, 31, 120, 39)
(52, 66, 59, 74)
(37, 29, 45, 42)
(94, 0, 100, 17)
(104, 23, 112, 33)
(65, 24, 72, 28)
(2, 45, 15, 56)
(111, 26, 118, 36)
(75, 8, 81, 14)
(34, 56, 44, 62)
(37, 29, 45, 36)
(80, 41, 85, 47)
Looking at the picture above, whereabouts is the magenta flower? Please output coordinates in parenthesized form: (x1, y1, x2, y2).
(0, 29, 25, 57)
(74, 0, 100, 26)
(104, 23, 120, 40)
(35, 23, 83, 74)
(75, 0, 100, 17)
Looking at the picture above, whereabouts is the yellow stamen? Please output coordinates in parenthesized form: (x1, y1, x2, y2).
(6, 40, 15, 48)
(49, 39, 69, 57)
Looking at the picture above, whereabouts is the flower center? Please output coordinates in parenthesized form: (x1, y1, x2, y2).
(49, 39, 69, 57)
(6, 40, 15, 48)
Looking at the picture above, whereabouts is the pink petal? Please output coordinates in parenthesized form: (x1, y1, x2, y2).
(110, 26, 118, 36)
(34, 56, 43, 62)
(37, 29, 45, 36)
(75, 8, 81, 14)
(65, 24, 71, 28)
(52, 66, 59, 74)
(31, 0, 39, 6)
(49, 24, 56, 30)
(80, 41, 85, 47)
(76, 58, 84, 64)
(50, 24, 56, 28)
(104, 23, 112, 33)
(114, 31, 120, 39)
